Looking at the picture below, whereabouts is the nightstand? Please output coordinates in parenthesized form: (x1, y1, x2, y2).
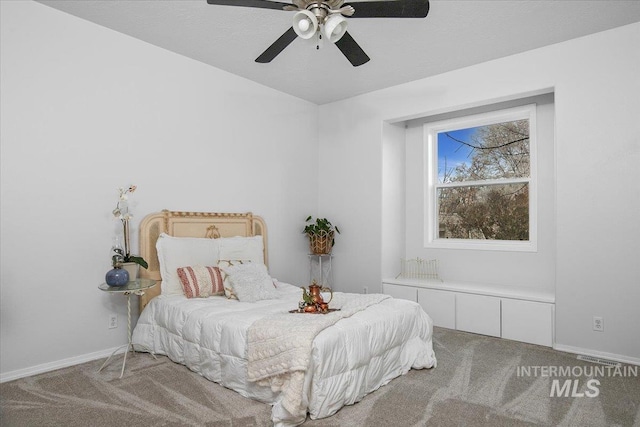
(98, 278, 157, 378)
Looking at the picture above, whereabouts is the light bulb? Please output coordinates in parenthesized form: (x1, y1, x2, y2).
(322, 14, 348, 43)
(293, 10, 317, 39)
(298, 18, 310, 32)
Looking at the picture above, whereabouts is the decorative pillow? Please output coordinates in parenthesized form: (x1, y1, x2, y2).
(218, 236, 264, 264)
(156, 233, 220, 296)
(176, 266, 224, 298)
(219, 262, 279, 303)
(217, 259, 249, 299)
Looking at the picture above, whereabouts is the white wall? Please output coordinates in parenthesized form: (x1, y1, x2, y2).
(319, 23, 640, 362)
(0, 1, 318, 378)
(381, 122, 406, 280)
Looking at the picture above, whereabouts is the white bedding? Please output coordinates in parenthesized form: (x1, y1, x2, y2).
(132, 282, 436, 426)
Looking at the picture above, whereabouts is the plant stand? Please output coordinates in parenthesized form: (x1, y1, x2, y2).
(309, 254, 333, 288)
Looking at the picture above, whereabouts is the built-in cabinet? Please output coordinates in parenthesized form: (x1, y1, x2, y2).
(416, 288, 456, 329)
(383, 279, 555, 347)
(455, 292, 502, 337)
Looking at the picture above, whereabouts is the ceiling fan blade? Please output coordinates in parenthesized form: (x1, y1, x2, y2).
(206, 0, 292, 11)
(346, 0, 429, 18)
(255, 27, 298, 63)
(334, 31, 370, 66)
(291, 0, 307, 9)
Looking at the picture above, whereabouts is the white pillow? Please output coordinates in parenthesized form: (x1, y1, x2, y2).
(156, 233, 220, 295)
(218, 235, 264, 264)
(219, 263, 279, 303)
(217, 259, 248, 299)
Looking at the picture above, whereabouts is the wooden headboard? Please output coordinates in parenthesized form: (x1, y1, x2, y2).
(137, 210, 268, 311)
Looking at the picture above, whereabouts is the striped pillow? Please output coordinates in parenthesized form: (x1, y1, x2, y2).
(176, 266, 225, 298)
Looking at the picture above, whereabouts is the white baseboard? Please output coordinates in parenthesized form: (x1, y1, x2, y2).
(0, 346, 121, 383)
(554, 343, 640, 366)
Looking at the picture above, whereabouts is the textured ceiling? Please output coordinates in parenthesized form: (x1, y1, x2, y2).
(38, 0, 640, 104)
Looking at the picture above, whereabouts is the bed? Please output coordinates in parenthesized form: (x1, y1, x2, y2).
(132, 210, 436, 426)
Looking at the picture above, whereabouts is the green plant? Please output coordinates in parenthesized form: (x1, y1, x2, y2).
(303, 216, 340, 247)
(303, 216, 341, 235)
(111, 247, 148, 269)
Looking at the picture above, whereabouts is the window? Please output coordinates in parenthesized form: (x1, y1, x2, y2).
(424, 105, 537, 251)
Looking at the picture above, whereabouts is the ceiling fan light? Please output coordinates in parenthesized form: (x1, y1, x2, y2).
(293, 10, 318, 39)
(298, 19, 310, 32)
(322, 14, 348, 43)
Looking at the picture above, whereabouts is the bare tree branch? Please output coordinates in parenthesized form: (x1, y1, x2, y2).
(444, 132, 529, 150)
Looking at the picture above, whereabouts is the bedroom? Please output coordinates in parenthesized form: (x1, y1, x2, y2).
(1, 0, 639, 425)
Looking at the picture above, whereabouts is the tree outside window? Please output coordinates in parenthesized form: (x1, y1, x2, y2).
(425, 105, 537, 251)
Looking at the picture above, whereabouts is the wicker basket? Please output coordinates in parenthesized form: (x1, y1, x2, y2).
(308, 231, 334, 255)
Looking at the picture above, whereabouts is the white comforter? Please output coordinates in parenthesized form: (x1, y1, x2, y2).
(132, 282, 436, 426)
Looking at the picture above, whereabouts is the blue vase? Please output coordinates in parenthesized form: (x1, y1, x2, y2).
(106, 268, 129, 287)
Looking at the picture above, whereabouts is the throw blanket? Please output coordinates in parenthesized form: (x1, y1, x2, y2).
(247, 293, 390, 418)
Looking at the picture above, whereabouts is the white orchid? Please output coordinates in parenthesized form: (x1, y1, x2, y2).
(113, 186, 136, 219)
(111, 185, 148, 269)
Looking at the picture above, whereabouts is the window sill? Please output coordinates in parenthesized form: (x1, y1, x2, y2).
(424, 238, 537, 252)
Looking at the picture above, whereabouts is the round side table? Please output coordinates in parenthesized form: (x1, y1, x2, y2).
(98, 278, 157, 378)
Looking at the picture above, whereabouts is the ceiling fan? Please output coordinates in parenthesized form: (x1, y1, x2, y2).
(205, 0, 430, 66)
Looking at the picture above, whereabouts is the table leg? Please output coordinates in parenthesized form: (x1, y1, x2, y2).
(98, 292, 156, 378)
(98, 344, 129, 375)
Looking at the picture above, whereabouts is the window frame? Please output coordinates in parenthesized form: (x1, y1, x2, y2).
(423, 104, 538, 252)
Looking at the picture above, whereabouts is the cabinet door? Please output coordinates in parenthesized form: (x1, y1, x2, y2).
(502, 299, 554, 347)
(455, 293, 501, 337)
(382, 283, 417, 301)
(417, 288, 456, 329)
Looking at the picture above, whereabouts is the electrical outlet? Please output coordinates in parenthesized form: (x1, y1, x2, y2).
(363, 286, 369, 294)
(108, 314, 118, 329)
(593, 316, 604, 332)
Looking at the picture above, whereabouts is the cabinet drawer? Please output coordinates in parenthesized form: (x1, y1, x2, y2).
(455, 293, 501, 337)
(382, 283, 417, 301)
(417, 288, 456, 329)
(502, 299, 554, 347)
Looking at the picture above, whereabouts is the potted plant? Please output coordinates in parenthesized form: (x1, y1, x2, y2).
(111, 185, 148, 279)
(303, 216, 340, 255)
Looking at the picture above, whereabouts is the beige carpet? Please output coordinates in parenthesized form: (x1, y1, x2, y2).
(2, 327, 639, 426)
